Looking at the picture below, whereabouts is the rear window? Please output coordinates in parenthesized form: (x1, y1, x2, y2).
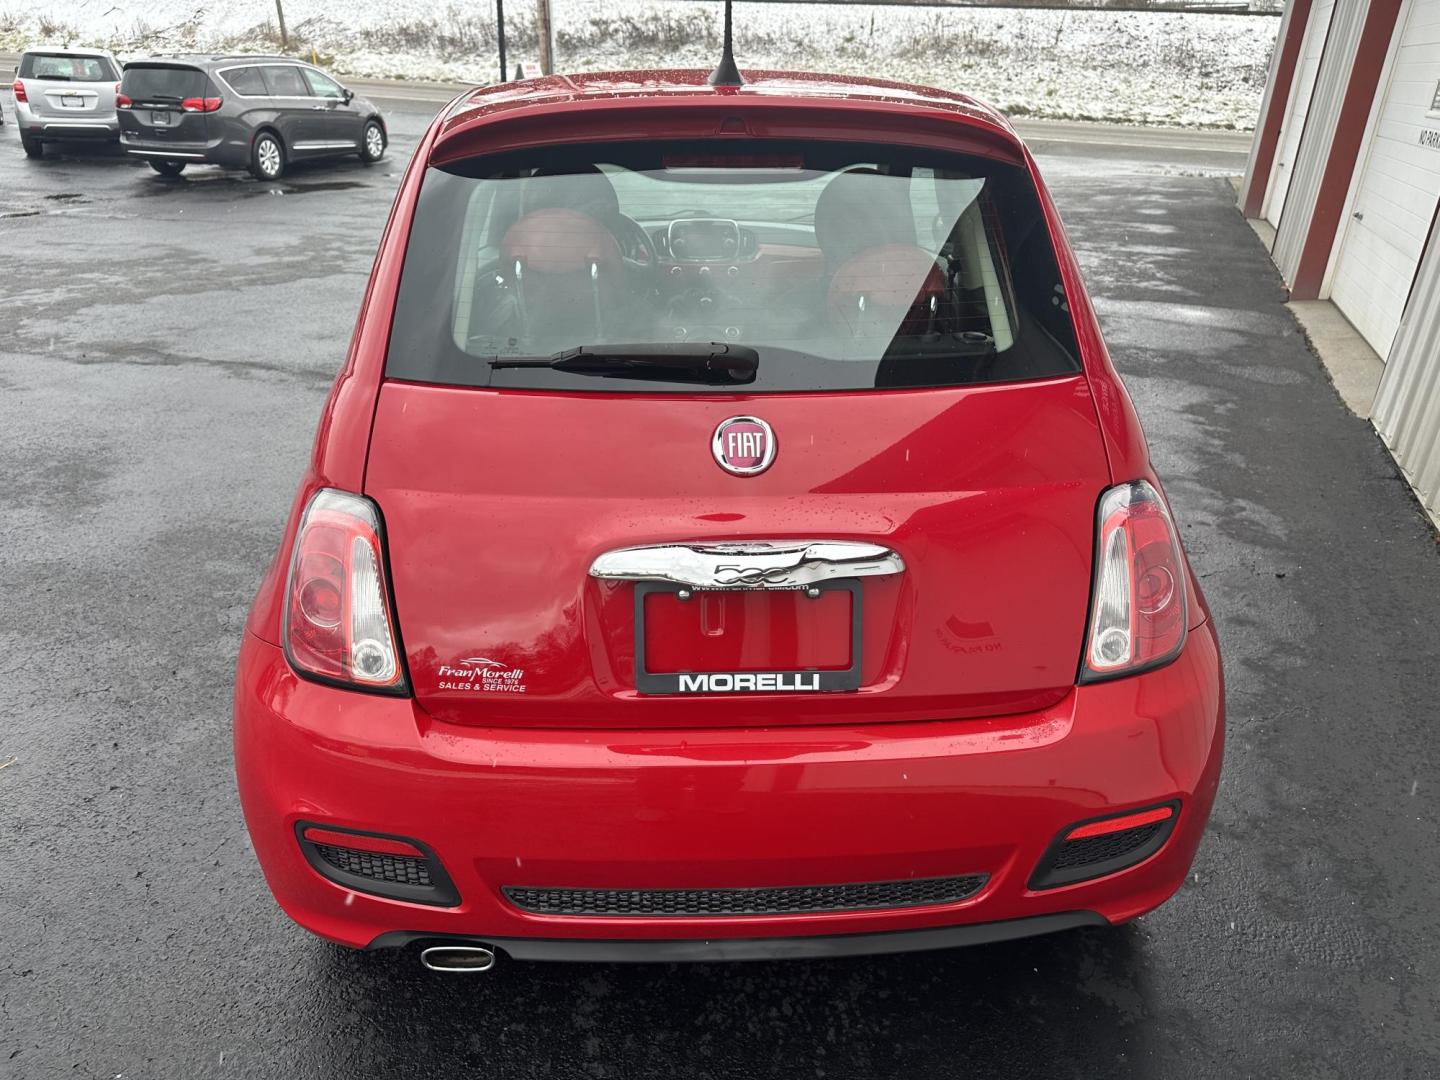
(120, 64, 208, 102)
(386, 140, 1082, 393)
(20, 53, 117, 81)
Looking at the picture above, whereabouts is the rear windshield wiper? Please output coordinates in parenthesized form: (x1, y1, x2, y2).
(490, 343, 758, 384)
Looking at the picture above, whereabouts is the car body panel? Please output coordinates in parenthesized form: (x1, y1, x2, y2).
(243, 108, 442, 642)
(116, 62, 219, 161)
(300, 66, 365, 149)
(258, 63, 321, 154)
(234, 619, 1223, 949)
(434, 70, 1023, 154)
(428, 71, 1165, 493)
(366, 374, 1111, 729)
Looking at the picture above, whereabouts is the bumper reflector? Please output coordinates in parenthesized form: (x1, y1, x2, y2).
(295, 822, 460, 907)
(1064, 805, 1174, 841)
(300, 826, 425, 858)
(1030, 802, 1180, 890)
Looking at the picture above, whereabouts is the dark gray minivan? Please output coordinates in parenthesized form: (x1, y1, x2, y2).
(117, 56, 387, 179)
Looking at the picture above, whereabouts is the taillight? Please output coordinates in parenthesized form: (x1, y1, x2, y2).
(12, 80, 26, 103)
(180, 96, 222, 112)
(1081, 480, 1188, 681)
(283, 489, 407, 693)
(115, 84, 132, 108)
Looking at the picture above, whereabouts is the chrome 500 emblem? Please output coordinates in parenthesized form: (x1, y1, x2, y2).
(712, 416, 776, 476)
(712, 564, 792, 587)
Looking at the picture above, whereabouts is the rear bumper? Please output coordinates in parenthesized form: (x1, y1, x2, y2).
(371, 911, 1109, 962)
(234, 622, 1224, 955)
(15, 100, 118, 139)
(118, 131, 248, 168)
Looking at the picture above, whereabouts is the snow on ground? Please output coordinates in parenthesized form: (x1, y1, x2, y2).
(1, 1, 1277, 127)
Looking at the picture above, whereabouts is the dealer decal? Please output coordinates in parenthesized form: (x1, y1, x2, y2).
(438, 656, 527, 694)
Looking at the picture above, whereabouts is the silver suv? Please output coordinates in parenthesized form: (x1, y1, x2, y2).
(11, 47, 123, 158)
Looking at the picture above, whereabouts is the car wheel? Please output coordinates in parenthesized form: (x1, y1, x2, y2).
(148, 160, 187, 177)
(19, 130, 43, 159)
(359, 120, 386, 164)
(250, 132, 285, 181)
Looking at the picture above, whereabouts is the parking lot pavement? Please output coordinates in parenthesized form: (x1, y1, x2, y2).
(2, 91, 1439, 1079)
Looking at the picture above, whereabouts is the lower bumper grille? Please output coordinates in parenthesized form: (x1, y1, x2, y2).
(314, 844, 433, 887)
(1050, 823, 1164, 872)
(295, 822, 460, 907)
(503, 874, 988, 918)
(1030, 803, 1180, 890)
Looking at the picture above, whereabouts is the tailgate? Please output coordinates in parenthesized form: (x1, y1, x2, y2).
(31, 81, 106, 119)
(118, 63, 212, 143)
(365, 376, 1109, 729)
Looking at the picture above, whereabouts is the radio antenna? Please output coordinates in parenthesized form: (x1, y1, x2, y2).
(707, 0, 744, 87)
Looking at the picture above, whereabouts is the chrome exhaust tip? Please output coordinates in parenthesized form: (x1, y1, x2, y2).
(420, 944, 498, 973)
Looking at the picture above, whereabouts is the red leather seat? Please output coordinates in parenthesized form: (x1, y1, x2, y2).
(501, 208, 622, 275)
(501, 209, 624, 337)
(826, 243, 946, 338)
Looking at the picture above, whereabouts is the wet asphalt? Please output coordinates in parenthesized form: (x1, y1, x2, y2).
(2, 92, 1439, 1080)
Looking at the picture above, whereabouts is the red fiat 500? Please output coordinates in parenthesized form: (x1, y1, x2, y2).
(233, 67, 1224, 969)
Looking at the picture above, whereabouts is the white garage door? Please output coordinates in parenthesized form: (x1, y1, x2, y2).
(1265, 0, 1338, 229)
(1329, 0, 1440, 356)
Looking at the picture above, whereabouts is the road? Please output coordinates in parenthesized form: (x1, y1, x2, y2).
(2, 86, 1439, 1080)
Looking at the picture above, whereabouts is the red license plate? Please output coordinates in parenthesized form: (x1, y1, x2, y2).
(634, 580, 862, 695)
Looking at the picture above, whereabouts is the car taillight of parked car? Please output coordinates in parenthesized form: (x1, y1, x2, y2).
(180, 96, 223, 113)
(115, 84, 132, 108)
(12, 80, 26, 103)
(283, 489, 407, 694)
(1081, 479, 1188, 681)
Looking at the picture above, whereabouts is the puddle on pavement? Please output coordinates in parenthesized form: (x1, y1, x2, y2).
(256, 180, 370, 196)
(1, 193, 91, 216)
(129, 176, 371, 199)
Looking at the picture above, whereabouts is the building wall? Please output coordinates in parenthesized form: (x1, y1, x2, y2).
(1264, 0, 1338, 228)
(1372, 214, 1440, 526)
(1243, 0, 1440, 530)
(1241, 0, 1318, 218)
(1326, 0, 1440, 355)
(1272, 0, 1372, 284)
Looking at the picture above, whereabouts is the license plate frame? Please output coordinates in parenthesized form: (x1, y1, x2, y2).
(61, 93, 84, 108)
(151, 109, 172, 127)
(633, 578, 863, 695)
